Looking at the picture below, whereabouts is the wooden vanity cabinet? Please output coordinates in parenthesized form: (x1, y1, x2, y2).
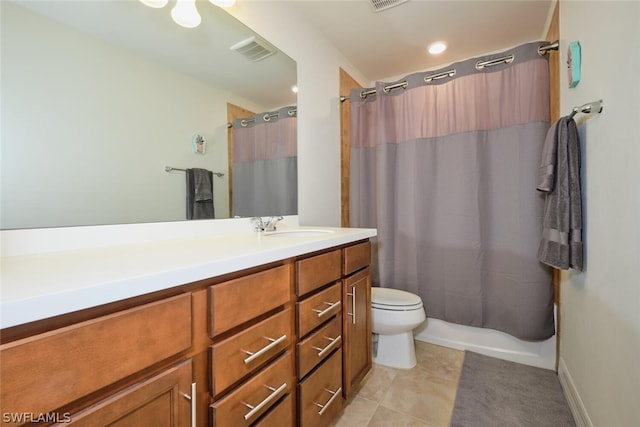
(0, 238, 372, 427)
(0, 293, 195, 427)
(290, 241, 372, 425)
(295, 250, 344, 426)
(342, 241, 372, 397)
(208, 263, 295, 427)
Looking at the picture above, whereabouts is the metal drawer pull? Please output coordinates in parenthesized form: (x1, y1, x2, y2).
(180, 382, 197, 427)
(242, 382, 288, 421)
(242, 335, 287, 364)
(347, 287, 356, 325)
(313, 386, 343, 416)
(312, 335, 342, 358)
(312, 301, 341, 318)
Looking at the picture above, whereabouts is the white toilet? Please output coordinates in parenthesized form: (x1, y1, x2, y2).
(371, 287, 426, 369)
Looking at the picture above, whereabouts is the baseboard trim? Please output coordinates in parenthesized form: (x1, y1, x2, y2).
(558, 357, 593, 427)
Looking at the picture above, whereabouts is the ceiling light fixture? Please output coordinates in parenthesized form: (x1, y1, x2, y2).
(140, 0, 237, 29)
(140, 0, 169, 8)
(428, 42, 447, 55)
(209, 0, 236, 7)
(171, 0, 201, 28)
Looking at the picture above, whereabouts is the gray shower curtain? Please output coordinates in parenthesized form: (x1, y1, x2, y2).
(232, 106, 297, 217)
(350, 42, 554, 340)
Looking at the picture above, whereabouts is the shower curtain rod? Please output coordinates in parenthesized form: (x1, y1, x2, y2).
(164, 166, 224, 177)
(340, 41, 560, 102)
(339, 81, 407, 102)
(538, 41, 559, 55)
(227, 108, 297, 128)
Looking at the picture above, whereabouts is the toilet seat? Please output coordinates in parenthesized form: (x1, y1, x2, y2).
(371, 287, 424, 311)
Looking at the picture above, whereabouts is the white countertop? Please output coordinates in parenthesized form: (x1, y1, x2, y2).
(0, 220, 376, 329)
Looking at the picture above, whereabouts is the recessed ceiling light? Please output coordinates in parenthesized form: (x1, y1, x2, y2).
(428, 42, 447, 55)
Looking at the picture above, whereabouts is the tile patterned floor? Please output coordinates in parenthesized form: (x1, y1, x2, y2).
(332, 341, 465, 427)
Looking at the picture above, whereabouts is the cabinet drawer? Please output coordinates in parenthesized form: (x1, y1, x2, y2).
(296, 249, 342, 297)
(297, 315, 342, 378)
(210, 308, 292, 397)
(209, 264, 291, 337)
(0, 293, 192, 419)
(296, 282, 342, 338)
(210, 352, 293, 427)
(343, 240, 371, 275)
(254, 393, 293, 427)
(297, 350, 343, 427)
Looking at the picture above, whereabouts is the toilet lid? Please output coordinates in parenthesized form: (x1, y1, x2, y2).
(371, 287, 423, 310)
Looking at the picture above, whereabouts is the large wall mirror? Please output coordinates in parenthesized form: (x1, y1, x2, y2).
(1, 0, 297, 229)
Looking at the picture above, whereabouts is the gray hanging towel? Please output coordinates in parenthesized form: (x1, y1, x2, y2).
(186, 168, 214, 220)
(536, 116, 583, 270)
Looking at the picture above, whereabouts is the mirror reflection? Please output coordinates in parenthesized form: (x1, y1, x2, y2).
(230, 106, 298, 218)
(0, 0, 297, 229)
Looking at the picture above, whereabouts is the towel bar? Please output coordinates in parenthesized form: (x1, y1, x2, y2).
(165, 166, 224, 177)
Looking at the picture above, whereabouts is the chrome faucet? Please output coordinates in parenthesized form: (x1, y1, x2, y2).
(253, 216, 284, 232)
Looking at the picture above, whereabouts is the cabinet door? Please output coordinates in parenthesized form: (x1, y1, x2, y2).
(342, 267, 372, 397)
(65, 359, 194, 426)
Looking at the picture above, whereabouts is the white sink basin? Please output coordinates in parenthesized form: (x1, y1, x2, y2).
(264, 229, 335, 238)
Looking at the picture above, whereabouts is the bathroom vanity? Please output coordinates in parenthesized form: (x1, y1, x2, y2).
(0, 220, 375, 426)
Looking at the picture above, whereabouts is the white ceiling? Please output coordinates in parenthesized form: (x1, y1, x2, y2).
(288, 0, 555, 83)
(11, 0, 554, 107)
(10, 0, 298, 109)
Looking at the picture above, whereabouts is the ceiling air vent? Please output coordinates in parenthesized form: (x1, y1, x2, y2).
(369, 0, 409, 12)
(230, 36, 277, 62)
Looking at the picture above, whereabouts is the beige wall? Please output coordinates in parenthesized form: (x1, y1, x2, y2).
(558, 2, 640, 426)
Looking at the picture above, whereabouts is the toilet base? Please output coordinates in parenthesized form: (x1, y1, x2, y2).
(373, 331, 417, 369)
